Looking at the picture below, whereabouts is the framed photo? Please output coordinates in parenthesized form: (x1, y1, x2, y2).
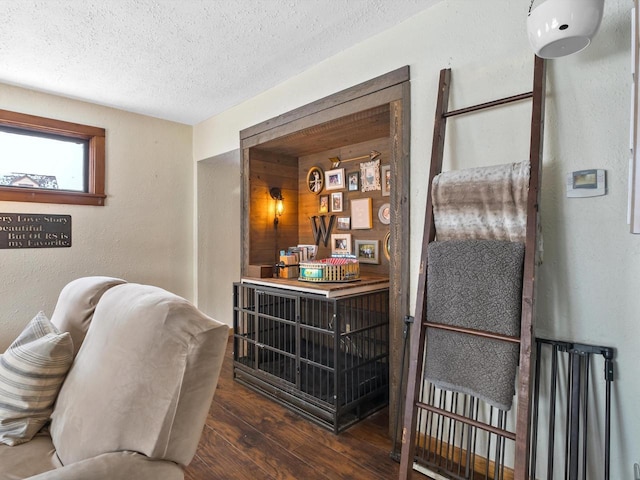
(325, 168, 345, 190)
(331, 192, 343, 212)
(378, 203, 390, 225)
(355, 239, 380, 264)
(331, 233, 352, 255)
(381, 164, 391, 196)
(336, 216, 351, 230)
(347, 171, 359, 191)
(319, 195, 329, 213)
(383, 232, 391, 260)
(307, 166, 324, 194)
(351, 197, 372, 229)
(360, 158, 381, 192)
(297, 244, 318, 261)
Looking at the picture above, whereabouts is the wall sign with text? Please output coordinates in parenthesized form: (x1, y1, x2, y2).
(0, 213, 71, 249)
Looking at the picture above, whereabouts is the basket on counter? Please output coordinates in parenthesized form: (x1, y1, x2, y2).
(298, 256, 360, 283)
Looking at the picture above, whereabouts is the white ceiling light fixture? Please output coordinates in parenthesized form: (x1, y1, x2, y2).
(527, 0, 605, 59)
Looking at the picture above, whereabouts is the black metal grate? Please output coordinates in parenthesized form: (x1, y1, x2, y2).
(233, 282, 389, 433)
(530, 338, 614, 480)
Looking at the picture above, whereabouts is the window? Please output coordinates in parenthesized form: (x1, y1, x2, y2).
(0, 109, 105, 206)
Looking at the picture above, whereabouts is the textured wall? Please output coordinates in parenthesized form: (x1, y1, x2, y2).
(194, 0, 638, 476)
(0, 84, 194, 351)
(197, 150, 241, 326)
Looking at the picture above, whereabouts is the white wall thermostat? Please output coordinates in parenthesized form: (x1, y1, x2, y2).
(566, 169, 606, 198)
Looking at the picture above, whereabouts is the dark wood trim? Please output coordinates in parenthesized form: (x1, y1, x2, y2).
(416, 401, 517, 441)
(425, 321, 521, 344)
(399, 67, 450, 480)
(444, 92, 533, 118)
(241, 148, 251, 275)
(241, 84, 403, 150)
(0, 187, 106, 205)
(0, 109, 105, 138)
(514, 54, 546, 480)
(0, 109, 106, 206)
(88, 134, 106, 197)
(388, 83, 411, 442)
(240, 67, 409, 141)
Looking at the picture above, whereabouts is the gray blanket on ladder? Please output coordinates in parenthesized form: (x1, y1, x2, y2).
(424, 239, 524, 411)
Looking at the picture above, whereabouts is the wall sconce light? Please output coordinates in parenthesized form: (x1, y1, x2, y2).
(269, 187, 284, 227)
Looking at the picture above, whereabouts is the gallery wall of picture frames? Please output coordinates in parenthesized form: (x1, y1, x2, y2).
(298, 142, 391, 270)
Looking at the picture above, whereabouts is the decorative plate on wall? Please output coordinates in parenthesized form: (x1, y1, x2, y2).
(307, 166, 324, 194)
(384, 231, 391, 260)
(378, 203, 390, 225)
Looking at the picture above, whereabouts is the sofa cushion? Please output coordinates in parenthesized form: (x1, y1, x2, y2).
(0, 312, 74, 446)
(50, 283, 229, 467)
(50, 276, 126, 357)
(0, 434, 62, 480)
(24, 451, 184, 480)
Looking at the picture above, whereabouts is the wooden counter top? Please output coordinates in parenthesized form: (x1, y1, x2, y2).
(240, 275, 389, 298)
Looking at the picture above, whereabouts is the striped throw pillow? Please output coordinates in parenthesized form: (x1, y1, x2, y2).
(0, 311, 73, 446)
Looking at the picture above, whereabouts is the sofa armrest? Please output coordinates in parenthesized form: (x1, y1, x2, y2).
(26, 451, 184, 480)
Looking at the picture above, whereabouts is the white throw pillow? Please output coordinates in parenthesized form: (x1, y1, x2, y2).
(0, 311, 73, 446)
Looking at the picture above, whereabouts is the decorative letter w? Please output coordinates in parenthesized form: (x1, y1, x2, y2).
(309, 215, 335, 247)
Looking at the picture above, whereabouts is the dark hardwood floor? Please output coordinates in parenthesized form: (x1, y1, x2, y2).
(184, 338, 430, 480)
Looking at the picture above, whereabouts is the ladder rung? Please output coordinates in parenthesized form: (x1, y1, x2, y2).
(444, 91, 533, 118)
(416, 400, 517, 441)
(425, 321, 521, 344)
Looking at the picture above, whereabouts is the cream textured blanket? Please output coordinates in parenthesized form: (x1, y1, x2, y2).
(432, 161, 530, 243)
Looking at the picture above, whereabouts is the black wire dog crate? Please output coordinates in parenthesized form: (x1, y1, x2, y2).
(233, 281, 390, 433)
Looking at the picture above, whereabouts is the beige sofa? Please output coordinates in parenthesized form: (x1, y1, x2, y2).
(0, 276, 229, 479)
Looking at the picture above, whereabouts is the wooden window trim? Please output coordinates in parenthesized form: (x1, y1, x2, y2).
(0, 109, 106, 206)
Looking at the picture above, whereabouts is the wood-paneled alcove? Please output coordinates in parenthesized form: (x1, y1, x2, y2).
(239, 67, 411, 435)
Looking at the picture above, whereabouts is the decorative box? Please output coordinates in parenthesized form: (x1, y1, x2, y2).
(277, 254, 299, 278)
(247, 264, 273, 278)
(298, 256, 360, 283)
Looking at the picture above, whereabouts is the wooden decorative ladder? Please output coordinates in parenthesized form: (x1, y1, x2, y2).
(399, 55, 546, 480)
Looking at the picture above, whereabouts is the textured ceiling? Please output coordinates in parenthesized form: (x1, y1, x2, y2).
(0, 0, 439, 125)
